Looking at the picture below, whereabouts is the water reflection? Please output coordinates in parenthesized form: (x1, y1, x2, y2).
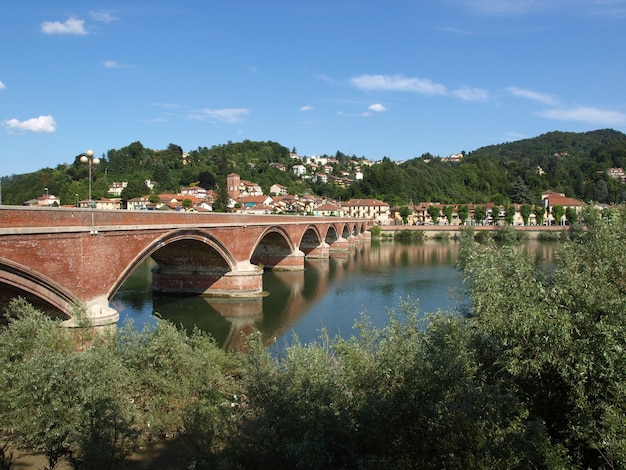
(1, 240, 558, 350)
(115, 241, 473, 349)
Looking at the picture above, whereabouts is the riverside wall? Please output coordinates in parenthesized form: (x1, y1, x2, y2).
(379, 224, 566, 240)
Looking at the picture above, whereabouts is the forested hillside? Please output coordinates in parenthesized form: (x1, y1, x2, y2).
(1, 129, 626, 207)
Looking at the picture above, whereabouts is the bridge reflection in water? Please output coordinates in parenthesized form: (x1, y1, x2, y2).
(115, 250, 350, 351)
(114, 241, 468, 351)
(2, 240, 556, 350)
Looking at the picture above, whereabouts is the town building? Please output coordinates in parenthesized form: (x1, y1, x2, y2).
(341, 199, 390, 225)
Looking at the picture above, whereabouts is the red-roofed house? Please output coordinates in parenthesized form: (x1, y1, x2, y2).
(541, 190, 585, 225)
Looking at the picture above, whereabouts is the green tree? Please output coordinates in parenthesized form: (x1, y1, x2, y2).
(443, 205, 454, 225)
(0, 301, 139, 470)
(427, 205, 440, 224)
(457, 204, 469, 225)
(198, 171, 216, 189)
(120, 180, 149, 202)
(212, 179, 231, 212)
(551, 204, 565, 225)
(534, 205, 546, 225)
(564, 207, 578, 225)
(520, 204, 532, 225)
(459, 213, 626, 468)
(504, 205, 516, 225)
(224, 303, 560, 469)
(399, 206, 411, 225)
(473, 205, 487, 225)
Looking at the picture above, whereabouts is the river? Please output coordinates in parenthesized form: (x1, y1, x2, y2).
(113, 239, 557, 350)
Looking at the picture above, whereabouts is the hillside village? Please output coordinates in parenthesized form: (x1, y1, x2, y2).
(24, 150, 610, 227)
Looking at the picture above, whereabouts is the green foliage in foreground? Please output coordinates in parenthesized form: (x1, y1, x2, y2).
(2, 209, 626, 468)
(459, 207, 626, 469)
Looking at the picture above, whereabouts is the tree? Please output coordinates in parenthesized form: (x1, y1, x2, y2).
(0, 302, 139, 470)
(457, 205, 469, 225)
(459, 211, 626, 468)
(399, 206, 411, 225)
(509, 177, 532, 204)
(473, 205, 487, 225)
(565, 207, 578, 225)
(534, 205, 546, 225)
(212, 180, 231, 212)
(595, 178, 609, 203)
(182, 198, 193, 211)
(198, 171, 216, 190)
(443, 205, 454, 225)
(427, 205, 441, 224)
(490, 205, 501, 225)
(551, 204, 565, 225)
(223, 302, 560, 469)
(520, 204, 532, 225)
(504, 205, 516, 225)
(120, 180, 149, 202)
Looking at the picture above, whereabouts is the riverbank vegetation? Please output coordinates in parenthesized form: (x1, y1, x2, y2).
(1, 207, 625, 469)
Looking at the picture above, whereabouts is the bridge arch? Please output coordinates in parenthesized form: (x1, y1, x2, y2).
(0, 259, 73, 319)
(250, 226, 302, 271)
(116, 229, 244, 297)
(298, 225, 323, 256)
(324, 224, 340, 245)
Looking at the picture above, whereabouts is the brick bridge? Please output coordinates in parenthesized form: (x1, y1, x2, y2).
(0, 207, 372, 326)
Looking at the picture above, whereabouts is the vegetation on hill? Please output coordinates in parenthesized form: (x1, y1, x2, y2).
(1, 129, 626, 207)
(2, 207, 626, 468)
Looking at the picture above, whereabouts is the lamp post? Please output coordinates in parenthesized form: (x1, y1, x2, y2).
(79, 150, 99, 208)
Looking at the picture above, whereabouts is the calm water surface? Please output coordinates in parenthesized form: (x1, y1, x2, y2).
(113, 240, 556, 350)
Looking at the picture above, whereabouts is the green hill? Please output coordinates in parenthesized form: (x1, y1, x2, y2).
(2, 130, 626, 207)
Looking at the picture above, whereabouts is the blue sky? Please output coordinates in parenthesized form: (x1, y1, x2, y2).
(1, 0, 626, 176)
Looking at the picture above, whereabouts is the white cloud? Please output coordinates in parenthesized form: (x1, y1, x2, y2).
(451, 0, 626, 17)
(507, 86, 559, 105)
(192, 108, 250, 123)
(453, 86, 489, 102)
(90, 11, 119, 23)
(368, 103, 387, 112)
(2, 115, 57, 133)
(350, 74, 447, 96)
(300, 105, 314, 112)
(103, 60, 130, 68)
(539, 106, 626, 125)
(41, 17, 87, 35)
(458, 0, 541, 15)
(337, 111, 372, 118)
(0, 81, 5, 90)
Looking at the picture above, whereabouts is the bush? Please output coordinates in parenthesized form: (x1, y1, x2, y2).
(368, 225, 381, 237)
(459, 215, 626, 468)
(393, 229, 425, 242)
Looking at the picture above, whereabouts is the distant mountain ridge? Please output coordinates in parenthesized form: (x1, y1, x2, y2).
(468, 129, 626, 166)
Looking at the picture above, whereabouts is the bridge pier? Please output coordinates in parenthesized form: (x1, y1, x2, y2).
(152, 262, 264, 297)
(329, 237, 350, 252)
(62, 295, 119, 328)
(304, 242, 330, 259)
(254, 249, 305, 271)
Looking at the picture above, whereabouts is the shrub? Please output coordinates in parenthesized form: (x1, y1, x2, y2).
(394, 229, 425, 242)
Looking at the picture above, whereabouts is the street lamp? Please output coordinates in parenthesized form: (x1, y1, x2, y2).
(80, 150, 99, 208)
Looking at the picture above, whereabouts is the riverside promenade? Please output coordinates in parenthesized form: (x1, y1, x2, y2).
(380, 224, 566, 239)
